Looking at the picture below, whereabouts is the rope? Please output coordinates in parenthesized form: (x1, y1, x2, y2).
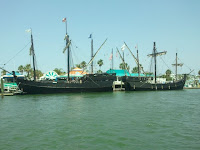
(149, 57, 153, 73)
(3, 41, 31, 66)
(87, 76, 100, 87)
(71, 41, 80, 63)
(159, 56, 171, 71)
(178, 57, 192, 72)
(70, 43, 75, 68)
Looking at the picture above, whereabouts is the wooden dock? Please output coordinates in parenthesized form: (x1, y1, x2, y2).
(2, 92, 14, 96)
(184, 87, 200, 89)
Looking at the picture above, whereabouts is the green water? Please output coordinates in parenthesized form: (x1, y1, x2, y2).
(0, 90, 200, 150)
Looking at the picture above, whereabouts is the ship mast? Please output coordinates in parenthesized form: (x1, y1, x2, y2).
(84, 39, 107, 70)
(111, 48, 113, 70)
(62, 18, 70, 81)
(66, 22, 70, 81)
(116, 47, 130, 75)
(89, 34, 93, 74)
(147, 42, 167, 84)
(136, 44, 140, 77)
(172, 53, 183, 81)
(124, 42, 146, 74)
(175, 53, 177, 80)
(30, 30, 36, 81)
(154, 42, 157, 83)
(91, 35, 93, 74)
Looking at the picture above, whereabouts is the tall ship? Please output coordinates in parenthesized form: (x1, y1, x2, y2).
(116, 42, 186, 91)
(15, 19, 116, 94)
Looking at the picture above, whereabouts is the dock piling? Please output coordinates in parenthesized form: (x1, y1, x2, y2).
(1, 78, 4, 99)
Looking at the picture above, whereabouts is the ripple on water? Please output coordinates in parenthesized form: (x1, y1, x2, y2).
(0, 90, 200, 149)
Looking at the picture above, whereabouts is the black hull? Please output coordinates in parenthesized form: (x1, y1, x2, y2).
(16, 74, 116, 94)
(18, 81, 113, 94)
(123, 76, 186, 91)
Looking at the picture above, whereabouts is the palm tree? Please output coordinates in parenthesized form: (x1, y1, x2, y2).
(165, 69, 172, 81)
(145, 72, 153, 76)
(24, 64, 31, 79)
(18, 65, 24, 74)
(97, 59, 103, 70)
(166, 69, 172, 76)
(36, 70, 43, 78)
(75, 64, 81, 68)
(30, 69, 43, 79)
(131, 66, 138, 73)
(80, 61, 86, 69)
(119, 63, 124, 69)
(53, 68, 63, 75)
(119, 63, 130, 71)
(97, 70, 102, 74)
(1, 70, 6, 76)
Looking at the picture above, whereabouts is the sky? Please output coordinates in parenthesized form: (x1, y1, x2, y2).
(0, 0, 200, 75)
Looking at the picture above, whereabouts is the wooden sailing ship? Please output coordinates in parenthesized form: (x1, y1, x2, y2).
(15, 19, 116, 94)
(121, 42, 186, 91)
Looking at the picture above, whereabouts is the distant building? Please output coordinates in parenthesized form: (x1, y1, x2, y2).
(106, 69, 151, 77)
(69, 67, 87, 77)
(55, 67, 88, 81)
(0, 71, 24, 92)
(184, 75, 199, 87)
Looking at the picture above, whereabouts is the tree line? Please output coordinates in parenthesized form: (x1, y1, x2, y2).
(17, 64, 43, 79)
(1, 62, 200, 80)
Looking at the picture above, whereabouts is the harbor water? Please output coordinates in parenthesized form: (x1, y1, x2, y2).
(0, 90, 200, 150)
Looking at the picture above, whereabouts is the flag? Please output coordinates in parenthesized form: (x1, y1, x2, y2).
(62, 17, 66, 22)
(25, 29, 31, 33)
(88, 34, 92, 38)
(121, 44, 126, 51)
(109, 53, 113, 60)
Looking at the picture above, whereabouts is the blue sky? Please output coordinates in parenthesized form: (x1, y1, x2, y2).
(0, 0, 199, 75)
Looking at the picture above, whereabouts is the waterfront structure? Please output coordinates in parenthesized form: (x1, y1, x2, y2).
(184, 75, 200, 88)
(0, 71, 24, 94)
